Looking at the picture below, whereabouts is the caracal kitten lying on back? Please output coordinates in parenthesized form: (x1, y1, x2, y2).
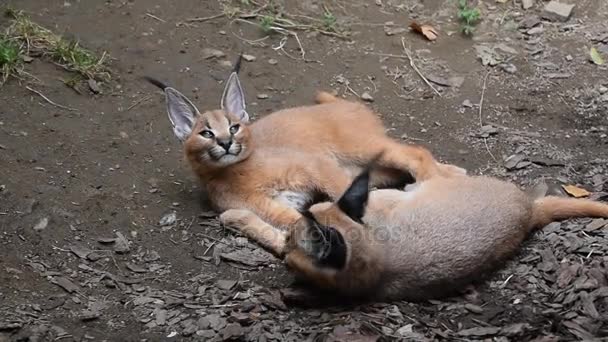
(146, 57, 465, 235)
(220, 156, 608, 301)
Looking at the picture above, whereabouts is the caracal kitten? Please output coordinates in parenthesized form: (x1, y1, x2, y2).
(145, 57, 465, 234)
(220, 157, 608, 301)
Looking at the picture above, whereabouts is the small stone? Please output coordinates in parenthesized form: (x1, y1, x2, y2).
(242, 54, 256, 62)
(462, 99, 473, 108)
(361, 92, 374, 102)
(206, 314, 227, 331)
(159, 212, 177, 226)
(504, 154, 526, 170)
(479, 125, 499, 138)
(565, 54, 573, 61)
(518, 16, 541, 29)
(599, 86, 608, 94)
(499, 63, 517, 74)
(384, 27, 407, 36)
(88, 79, 101, 94)
(585, 219, 607, 232)
(181, 319, 197, 336)
(542, 1, 575, 22)
(222, 323, 244, 339)
(80, 310, 101, 321)
(522, 0, 534, 10)
(527, 26, 544, 35)
(196, 330, 216, 338)
(256, 93, 269, 99)
(268, 58, 278, 65)
(464, 303, 484, 314)
(33, 217, 49, 231)
(201, 48, 225, 59)
(113, 232, 130, 254)
(216, 279, 237, 290)
(126, 263, 147, 273)
(51, 276, 79, 293)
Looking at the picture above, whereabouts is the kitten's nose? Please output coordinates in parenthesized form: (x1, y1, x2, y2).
(218, 139, 232, 152)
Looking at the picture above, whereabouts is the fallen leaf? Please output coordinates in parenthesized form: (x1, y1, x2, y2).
(562, 185, 590, 198)
(590, 47, 604, 65)
(409, 21, 438, 41)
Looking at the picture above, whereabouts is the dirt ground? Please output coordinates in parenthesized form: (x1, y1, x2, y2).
(1, 0, 608, 341)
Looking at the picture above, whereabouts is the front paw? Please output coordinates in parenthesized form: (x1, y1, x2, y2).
(437, 162, 467, 177)
(219, 209, 257, 229)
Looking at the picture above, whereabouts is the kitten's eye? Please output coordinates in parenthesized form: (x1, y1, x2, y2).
(200, 130, 214, 139)
(229, 124, 240, 135)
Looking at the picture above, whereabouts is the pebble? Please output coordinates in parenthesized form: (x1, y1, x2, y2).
(542, 1, 575, 22)
(462, 99, 473, 108)
(268, 59, 278, 65)
(256, 93, 269, 99)
(522, 0, 534, 10)
(242, 54, 256, 62)
(159, 212, 177, 226)
(361, 92, 374, 102)
(527, 26, 544, 35)
(499, 63, 518, 74)
(33, 217, 49, 231)
(201, 48, 225, 60)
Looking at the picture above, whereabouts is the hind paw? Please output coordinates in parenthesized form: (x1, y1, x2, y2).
(219, 209, 258, 230)
(437, 162, 467, 178)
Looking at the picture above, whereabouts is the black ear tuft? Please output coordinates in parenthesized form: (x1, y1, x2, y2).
(233, 53, 243, 75)
(143, 76, 168, 90)
(337, 168, 370, 223)
(317, 225, 347, 269)
(299, 212, 347, 269)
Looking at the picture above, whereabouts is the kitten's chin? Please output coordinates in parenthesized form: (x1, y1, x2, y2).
(206, 152, 246, 167)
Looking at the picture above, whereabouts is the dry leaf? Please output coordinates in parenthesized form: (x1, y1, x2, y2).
(590, 47, 604, 65)
(562, 185, 590, 198)
(409, 21, 438, 41)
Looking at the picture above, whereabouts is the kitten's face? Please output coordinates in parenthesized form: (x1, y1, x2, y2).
(184, 110, 252, 168)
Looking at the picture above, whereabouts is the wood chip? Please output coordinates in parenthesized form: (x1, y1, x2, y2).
(562, 184, 590, 198)
(51, 276, 79, 293)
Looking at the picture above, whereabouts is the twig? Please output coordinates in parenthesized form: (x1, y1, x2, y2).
(146, 13, 166, 23)
(479, 70, 498, 163)
(186, 13, 226, 23)
(200, 232, 231, 247)
(26, 86, 77, 111)
(400, 38, 442, 97)
(124, 95, 152, 112)
(369, 52, 409, 59)
(479, 71, 490, 127)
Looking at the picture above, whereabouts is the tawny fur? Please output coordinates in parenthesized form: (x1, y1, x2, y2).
(148, 68, 465, 231)
(221, 173, 608, 301)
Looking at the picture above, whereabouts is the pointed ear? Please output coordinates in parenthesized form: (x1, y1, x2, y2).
(337, 168, 370, 223)
(164, 87, 199, 142)
(298, 213, 347, 269)
(220, 56, 249, 123)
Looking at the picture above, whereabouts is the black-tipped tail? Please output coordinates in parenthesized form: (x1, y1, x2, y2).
(143, 76, 169, 90)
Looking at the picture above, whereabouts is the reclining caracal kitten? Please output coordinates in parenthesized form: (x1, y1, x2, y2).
(220, 157, 608, 301)
(146, 56, 465, 234)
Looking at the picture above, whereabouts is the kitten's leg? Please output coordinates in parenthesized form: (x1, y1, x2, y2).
(220, 209, 287, 258)
(374, 139, 466, 181)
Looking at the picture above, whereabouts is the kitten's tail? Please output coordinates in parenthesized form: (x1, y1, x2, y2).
(531, 196, 608, 229)
(315, 91, 339, 104)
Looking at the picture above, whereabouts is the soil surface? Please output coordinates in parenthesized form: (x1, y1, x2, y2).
(1, 0, 608, 341)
